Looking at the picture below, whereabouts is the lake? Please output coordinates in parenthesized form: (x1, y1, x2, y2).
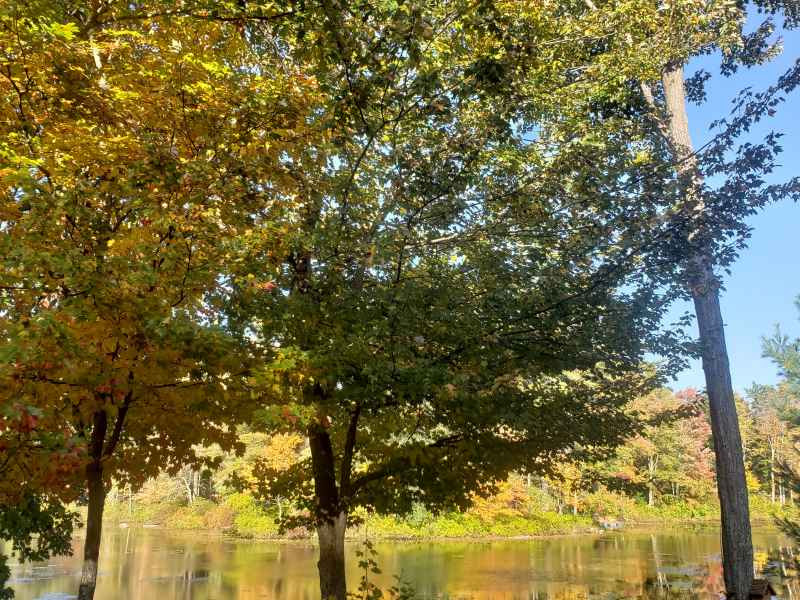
(6, 527, 799, 599)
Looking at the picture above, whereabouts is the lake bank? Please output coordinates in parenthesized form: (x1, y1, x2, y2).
(96, 494, 795, 542)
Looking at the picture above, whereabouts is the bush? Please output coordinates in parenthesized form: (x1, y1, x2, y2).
(582, 488, 639, 519)
(225, 493, 279, 537)
(364, 509, 590, 539)
(166, 504, 208, 530)
(202, 502, 236, 530)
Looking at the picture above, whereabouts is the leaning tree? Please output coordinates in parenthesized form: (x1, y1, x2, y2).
(570, 2, 800, 595)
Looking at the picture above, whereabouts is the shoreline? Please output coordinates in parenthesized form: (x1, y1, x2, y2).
(89, 517, 781, 545)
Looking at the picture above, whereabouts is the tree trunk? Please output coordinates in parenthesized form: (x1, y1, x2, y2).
(316, 511, 347, 600)
(78, 411, 108, 600)
(771, 444, 776, 503)
(661, 64, 753, 600)
(647, 455, 658, 506)
(309, 421, 348, 600)
(693, 280, 754, 598)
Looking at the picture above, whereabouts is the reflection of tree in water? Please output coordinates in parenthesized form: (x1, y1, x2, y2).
(761, 545, 800, 599)
(637, 542, 800, 600)
(7, 529, 798, 600)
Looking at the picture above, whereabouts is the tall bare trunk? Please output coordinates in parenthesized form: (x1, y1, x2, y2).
(661, 63, 753, 600)
(648, 455, 657, 507)
(771, 444, 776, 503)
(78, 411, 108, 600)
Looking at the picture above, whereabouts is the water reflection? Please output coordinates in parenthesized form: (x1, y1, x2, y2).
(4, 528, 797, 599)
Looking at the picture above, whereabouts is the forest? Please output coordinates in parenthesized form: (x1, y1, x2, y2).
(1, 1, 799, 599)
(100, 376, 800, 539)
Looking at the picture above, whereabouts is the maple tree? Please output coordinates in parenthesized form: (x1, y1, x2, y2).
(225, 2, 716, 597)
(0, 1, 320, 598)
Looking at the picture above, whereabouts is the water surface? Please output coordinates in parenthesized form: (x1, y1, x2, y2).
(6, 527, 798, 599)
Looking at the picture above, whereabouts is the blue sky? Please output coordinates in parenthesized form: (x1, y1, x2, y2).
(667, 17, 800, 396)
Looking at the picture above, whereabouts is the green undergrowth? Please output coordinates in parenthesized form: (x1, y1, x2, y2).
(102, 492, 799, 540)
(361, 511, 592, 538)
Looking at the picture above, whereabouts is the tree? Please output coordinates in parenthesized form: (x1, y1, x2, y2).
(226, 2, 712, 597)
(565, 1, 800, 595)
(764, 299, 800, 397)
(748, 383, 798, 504)
(600, 388, 712, 506)
(0, 2, 318, 598)
(762, 297, 800, 539)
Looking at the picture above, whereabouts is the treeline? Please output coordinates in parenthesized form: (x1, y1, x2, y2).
(102, 383, 800, 536)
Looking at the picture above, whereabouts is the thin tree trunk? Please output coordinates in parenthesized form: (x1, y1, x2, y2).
(660, 63, 753, 600)
(78, 412, 108, 600)
(648, 455, 657, 506)
(771, 444, 776, 503)
(692, 276, 754, 599)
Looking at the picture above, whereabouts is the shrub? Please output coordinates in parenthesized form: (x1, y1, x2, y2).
(225, 493, 279, 537)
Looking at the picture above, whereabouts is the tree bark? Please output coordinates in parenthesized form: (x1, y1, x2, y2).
(661, 63, 753, 600)
(771, 444, 776, 503)
(309, 421, 348, 600)
(78, 411, 108, 600)
(316, 511, 347, 600)
(648, 455, 657, 507)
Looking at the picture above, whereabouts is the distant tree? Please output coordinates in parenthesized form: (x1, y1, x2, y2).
(764, 300, 800, 397)
(748, 383, 799, 504)
(762, 297, 800, 539)
(600, 389, 711, 506)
